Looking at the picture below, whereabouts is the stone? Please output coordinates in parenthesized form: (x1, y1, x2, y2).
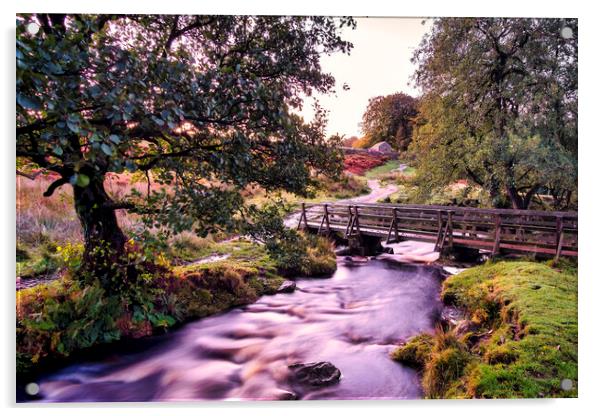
(270, 388, 298, 400)
(288, 361, 341, 387)
(382, 246, 394, 254)
(277, 281, 296, 293)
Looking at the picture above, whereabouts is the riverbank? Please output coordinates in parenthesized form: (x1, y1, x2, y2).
(16, 235, 336, 381)
(21, 256, 443, 402)
(16, 173, 381, 380)
(391, 259, 578, 398)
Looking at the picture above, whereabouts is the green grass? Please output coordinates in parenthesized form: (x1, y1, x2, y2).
(401, 166, 416, 176)
(16, 243, 61, 279)
(391, 260, 578, 398)
(364, 160, 402, 179)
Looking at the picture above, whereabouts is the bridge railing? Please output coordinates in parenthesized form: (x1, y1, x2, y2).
(298, 202, 577, 259)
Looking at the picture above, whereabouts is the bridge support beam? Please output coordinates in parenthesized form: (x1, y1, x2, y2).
(439, 245, 482, 262)
(347, 235, 389, 256)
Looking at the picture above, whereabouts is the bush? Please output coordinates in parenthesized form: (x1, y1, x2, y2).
(343, 153, 389, 175)
(16, 240, 286, 377)
(266, 230, 336, 277)
(17, 279, 122, 370)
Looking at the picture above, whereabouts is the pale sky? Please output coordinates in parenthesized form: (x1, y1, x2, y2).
(300, 17, 433, 138)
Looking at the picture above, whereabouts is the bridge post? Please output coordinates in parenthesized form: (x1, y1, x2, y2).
(555, 215, 565, 261)
(386, 208, 400, 243)
(298, 202, 308, 230)
(345, 206, 354, 237)
(435, 210, 443, 251)
(492, 214, 502, 256)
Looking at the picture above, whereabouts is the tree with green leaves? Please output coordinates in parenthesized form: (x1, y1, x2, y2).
(16, 14, 354, 289)
(359, 92, 418, 151)
(410, 18, 577, 209)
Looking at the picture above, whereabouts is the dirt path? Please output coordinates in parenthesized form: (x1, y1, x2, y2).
(346, 179, 398, 204)
(284, 179, 398, 228)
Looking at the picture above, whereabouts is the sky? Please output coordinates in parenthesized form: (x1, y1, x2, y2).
(300, 17, 433, 139)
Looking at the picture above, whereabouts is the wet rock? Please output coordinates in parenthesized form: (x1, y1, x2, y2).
(288, 361, 341, 387)
(270, 388, 298, 400)
(381, 246, 394, 254)
(440, 305, 465, 327)
(277, 281, 296, 293)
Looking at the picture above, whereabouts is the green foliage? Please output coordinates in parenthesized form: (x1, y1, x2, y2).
(360, 92, 418, 151)
(17, 279, 122, 368)
(243, 202, 336, 276)
(410, 18, 577, 209)
(16, 238, 287, 376)
(393, 260, 578, 398)
(56, 242, 85, 270)
(16, 14, 354, 286)
(16, 241, 61, 279)
(265, 230, 336, 277)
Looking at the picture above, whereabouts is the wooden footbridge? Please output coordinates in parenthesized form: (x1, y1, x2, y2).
(297, 202, 577, 259)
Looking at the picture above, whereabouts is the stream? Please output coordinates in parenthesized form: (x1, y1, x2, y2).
(25, 255, 443, 402)
(21, 173, 448, 402)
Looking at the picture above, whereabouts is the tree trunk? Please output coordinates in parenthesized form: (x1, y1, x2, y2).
(505, 185, 538, 210)
(72, 172, 128, 290)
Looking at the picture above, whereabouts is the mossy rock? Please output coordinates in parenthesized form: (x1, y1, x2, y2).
(390, 333, 434, 368)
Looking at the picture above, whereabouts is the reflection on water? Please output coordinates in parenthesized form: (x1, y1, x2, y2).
(31, 257, 443, 402)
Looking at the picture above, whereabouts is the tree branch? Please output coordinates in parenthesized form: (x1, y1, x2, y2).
(43, 177, 69, 197)
(16, 169, 43, 180)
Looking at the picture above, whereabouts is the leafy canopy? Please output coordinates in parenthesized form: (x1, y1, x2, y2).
(17, 14, 355, 238)
(409, 18, 577, 209)
(360, 92, 418, 151)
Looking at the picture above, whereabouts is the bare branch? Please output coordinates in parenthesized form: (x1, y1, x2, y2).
(16, 169, 43, 180)
(43, 177, 69, 197)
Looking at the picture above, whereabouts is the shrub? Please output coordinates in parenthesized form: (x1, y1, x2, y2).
(266, 230, 336, 277)
(16, 279, 122, 370)
(343, 153, 389, 175)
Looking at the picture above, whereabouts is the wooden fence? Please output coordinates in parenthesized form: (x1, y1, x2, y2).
(297, 202, 577, 260)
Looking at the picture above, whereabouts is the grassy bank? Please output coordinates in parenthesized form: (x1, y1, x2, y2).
(244, 173, 369, 209)
(364, 160, 401, 179)
(16, 235, 336, 378)
(391, 260, 578, 398)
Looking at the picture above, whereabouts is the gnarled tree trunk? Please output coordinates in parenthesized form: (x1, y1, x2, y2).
(72, 172, 128, 290)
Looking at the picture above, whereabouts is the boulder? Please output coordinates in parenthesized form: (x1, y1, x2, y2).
(277, 281, 296, 294)
(288, 362, 341, 387)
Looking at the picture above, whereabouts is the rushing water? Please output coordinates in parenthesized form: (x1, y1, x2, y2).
(25, 256, 443, 402)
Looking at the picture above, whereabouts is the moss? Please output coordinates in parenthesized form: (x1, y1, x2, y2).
(396, 260, 578, 399)
(390, 333, 435, 368)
